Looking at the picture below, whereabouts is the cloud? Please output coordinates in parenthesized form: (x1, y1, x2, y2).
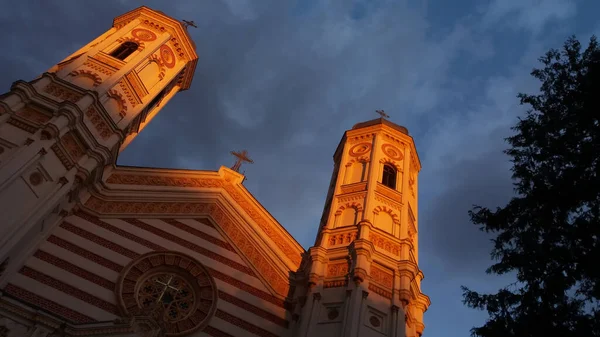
(480, 0, 577, 35)
(1, 1, 597, 336)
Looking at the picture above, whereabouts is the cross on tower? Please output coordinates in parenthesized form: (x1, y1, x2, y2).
(182, 20, 198, 29)
(230, 150, 253, 172)
(376, 109, 390, 119)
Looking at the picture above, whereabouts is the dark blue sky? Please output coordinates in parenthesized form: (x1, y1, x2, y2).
(1, 1, 598, 336)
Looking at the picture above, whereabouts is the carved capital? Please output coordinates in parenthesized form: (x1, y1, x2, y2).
(25, 138, 35, 146)
(313, 293, 322, 301)
(353, 267, 368, 285)
(398, 289, 412, 308)
(391, 305, 400, 314)
(58, 177, 69, 186)
(362, 290, 369, 299)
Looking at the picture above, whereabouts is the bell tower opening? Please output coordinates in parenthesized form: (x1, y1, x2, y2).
(382, 163, 397, 189)
(109, 41, 139, 60)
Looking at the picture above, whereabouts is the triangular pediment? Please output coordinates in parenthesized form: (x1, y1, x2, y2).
(81, 165, 305, 298)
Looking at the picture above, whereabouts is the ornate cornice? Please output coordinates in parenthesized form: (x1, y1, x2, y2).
(99, 166, 304, 266)
(80, 166, 305, 297)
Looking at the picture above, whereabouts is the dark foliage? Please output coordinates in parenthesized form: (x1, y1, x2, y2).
(462, 36, 600, 337)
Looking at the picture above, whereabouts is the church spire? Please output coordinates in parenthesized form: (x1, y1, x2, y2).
(294, 112, 430, 337)
(0, 6, 198, 292)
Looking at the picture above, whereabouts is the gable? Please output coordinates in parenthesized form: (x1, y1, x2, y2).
(0, 165, 305, 336)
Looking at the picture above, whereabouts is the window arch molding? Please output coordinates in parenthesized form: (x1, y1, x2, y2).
(344, 157, 369, 184)
(379, 158, 402, 190)
(333, 202, 363, 228)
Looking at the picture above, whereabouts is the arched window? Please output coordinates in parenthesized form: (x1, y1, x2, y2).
(382, 164, 397, 189)
(110, 41, 139, 60)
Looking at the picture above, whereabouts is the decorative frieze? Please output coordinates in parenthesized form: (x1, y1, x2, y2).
(370, 265, 393, 287)
(374, 195, 401, 211)
(328, 231, 357, 246)
(43, 83, 83, 103)
(347, 133, 374, 144)
(83, 59, 116, 76)
(326, 262, 348, 277)
(85, 106, 112, 140)
(368, 283, 392, 299)
(369, 232, 401, 256)
(6, 118, 37, 133)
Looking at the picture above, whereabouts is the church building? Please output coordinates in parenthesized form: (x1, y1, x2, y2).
(0, 6, 429, 337)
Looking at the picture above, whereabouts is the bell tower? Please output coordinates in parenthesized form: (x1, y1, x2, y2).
(292, 115, 430, 337)
(0, 7, 197, 285)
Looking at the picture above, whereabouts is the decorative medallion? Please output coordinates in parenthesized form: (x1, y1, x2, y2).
(132, 28, 157, 42)
(381, 143, 403, 161)
(29, 172, 43, 186)
(116, 251, 218, 336)
(369, 315, 381, 327)
(160, 45, 176, 69)
(349, 143, 371, 157)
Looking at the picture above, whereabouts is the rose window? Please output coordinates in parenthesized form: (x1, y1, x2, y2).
(116, 251, 218, 336)
(138, 273, 195, 322)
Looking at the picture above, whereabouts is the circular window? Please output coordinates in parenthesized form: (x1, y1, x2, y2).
(116, 251, 217, 336)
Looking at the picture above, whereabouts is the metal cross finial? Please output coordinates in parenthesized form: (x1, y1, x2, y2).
(231, 150, 253, 172)
(376, 109, 390, 119)
(182, 20, 198, 29)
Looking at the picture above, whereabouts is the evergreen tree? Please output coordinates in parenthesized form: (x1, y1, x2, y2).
(462, 36, 600, 337)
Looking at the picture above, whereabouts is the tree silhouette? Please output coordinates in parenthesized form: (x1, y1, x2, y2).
(462, 36, 600, 337)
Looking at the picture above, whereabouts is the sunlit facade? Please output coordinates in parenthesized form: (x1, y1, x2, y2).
(0, 6, 428, 337)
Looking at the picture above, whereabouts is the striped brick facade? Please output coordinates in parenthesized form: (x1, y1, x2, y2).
(3, 210, 294, 337)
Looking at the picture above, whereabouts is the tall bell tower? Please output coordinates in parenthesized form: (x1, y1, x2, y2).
(292, 115, 430, 337)
(0, 7, 198, 285)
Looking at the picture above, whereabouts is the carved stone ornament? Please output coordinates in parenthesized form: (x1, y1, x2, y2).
(29, 172, 44, 186)
(381, 143, 403, 161)
(160, 45, 176, 68)
(349, 143, 372, 157)
(132, 28, 158, 41)
(369, 315, 381, 327)
(116, 251, 218, 336)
